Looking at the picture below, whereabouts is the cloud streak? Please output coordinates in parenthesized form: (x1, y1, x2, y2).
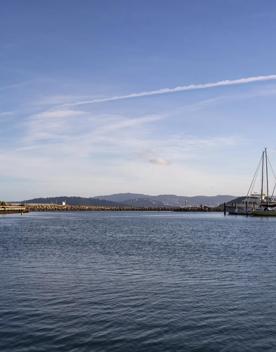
(62, 74, 276, 107)
(149, 158, 170, 166)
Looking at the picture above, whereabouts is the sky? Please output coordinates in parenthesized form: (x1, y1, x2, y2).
(1, 0, 276, 200)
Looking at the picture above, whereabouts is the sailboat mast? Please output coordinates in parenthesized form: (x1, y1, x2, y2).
(260, 150, 264, 203)
(265, 148, 269, 207)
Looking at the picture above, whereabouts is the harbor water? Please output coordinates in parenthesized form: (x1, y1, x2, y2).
(0, 211, 276, 351)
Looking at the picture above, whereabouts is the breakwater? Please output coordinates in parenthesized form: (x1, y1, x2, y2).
(25, 204, 222, 212)
(0, 205, 29, 214)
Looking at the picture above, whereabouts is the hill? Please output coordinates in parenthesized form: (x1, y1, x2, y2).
(23, 196, 120, 207)
(23, 194, 236, 207)
(97, 193, 236, 207)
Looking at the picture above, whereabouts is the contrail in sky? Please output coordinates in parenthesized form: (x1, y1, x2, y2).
(65, 74, 276, 106)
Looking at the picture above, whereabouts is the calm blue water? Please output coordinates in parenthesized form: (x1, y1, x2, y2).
(0, 211, 276, 352)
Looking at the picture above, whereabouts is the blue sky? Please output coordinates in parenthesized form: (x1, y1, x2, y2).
(1, 0, 276, 200)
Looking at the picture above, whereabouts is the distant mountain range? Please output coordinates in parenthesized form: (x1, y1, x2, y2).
(96, 193, 236, 207)
(23, 193, 236, 207)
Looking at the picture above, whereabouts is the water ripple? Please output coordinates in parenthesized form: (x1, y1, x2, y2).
(0, 212, 276, 351)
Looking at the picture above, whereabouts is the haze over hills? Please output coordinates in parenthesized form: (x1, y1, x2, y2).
(23, 194, 236, 207)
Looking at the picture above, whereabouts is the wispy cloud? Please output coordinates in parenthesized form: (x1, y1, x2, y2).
(149, 158, 170, 166)
(0, 111, 15, 119)
(61, 74, 276, 107)
(0, 103, 246, 200)
(24, 109, 88, 143)
(0, 80, 33, 92)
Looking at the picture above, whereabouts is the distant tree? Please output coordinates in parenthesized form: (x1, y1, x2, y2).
(0, 201, 6, 206)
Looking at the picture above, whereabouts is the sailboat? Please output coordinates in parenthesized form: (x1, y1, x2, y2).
(251, 148, 276, 216)
(228, 148, 276, 216)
